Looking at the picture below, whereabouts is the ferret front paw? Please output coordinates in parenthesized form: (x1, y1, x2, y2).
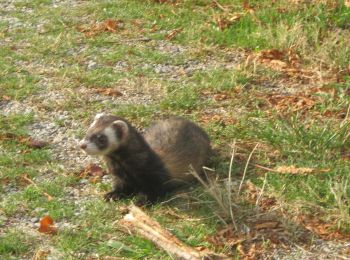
(104, 191, 121, 202)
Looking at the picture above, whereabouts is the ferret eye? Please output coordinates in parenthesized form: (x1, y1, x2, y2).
(96, 134, 107, 144)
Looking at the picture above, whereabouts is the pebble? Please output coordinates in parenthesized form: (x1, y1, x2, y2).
(154, 64, 174, 74)
(80, 179, 88, 184)
(114, 60, 128, 70)
(34, 207, 46, 213)
(87, 60, 98, 70)
(30, 217, 39, 223)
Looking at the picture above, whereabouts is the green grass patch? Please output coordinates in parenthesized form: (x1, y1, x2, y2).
(0, 230, 32, 257)
(0, 114, 50, 183)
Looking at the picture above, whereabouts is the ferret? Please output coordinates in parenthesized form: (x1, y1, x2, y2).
(79, 113, 212, 203)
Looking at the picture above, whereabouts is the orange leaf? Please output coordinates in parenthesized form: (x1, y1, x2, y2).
(89, 176, 102, 183)
(259, 49, 285, 60)
(38, 216, 57, 234)
(254, 221, 280, 230)
(2, 95, 11, 101)
(92, 88, 123, 97)
(104, 19, 118, 32)
(243, 0, 255, 13)
(77, 19, 123, 37)
(79, 163, 106, 179)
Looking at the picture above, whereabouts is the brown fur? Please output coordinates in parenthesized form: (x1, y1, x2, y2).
(144, 117, 212, 186)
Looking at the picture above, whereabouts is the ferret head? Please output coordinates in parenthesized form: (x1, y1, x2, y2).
(79, 113, 129, 156)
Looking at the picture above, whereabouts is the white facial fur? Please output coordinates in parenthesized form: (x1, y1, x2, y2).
(94, 112, 106, 121)
(89, 112, 106, 129)
(103, 126, 119, 153)
(80, 120, 128, 156)
(79, 139, 101, 155)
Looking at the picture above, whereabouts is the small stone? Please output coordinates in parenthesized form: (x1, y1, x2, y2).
(80, 179, 88, 184)
(30, 217, 39, 223)
(138, 37, 151, 42)
(87, 60, 98, 70)
(34, 207, 45, 213)
(154, 65, 172, 74)
(114, 60, 127, 69)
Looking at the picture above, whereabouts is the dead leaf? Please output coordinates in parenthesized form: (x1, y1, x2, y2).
(2, 95, 11, 101)
(266, 93, 318, 114)
(207, 224, 245, 248)
(297, 214, 350, 240)
(254, 221, 280, 230)
(77, 19, 124, 37)
(131, 19, 144, 28)
(1, 134, 48, 149)
(32, 249, 50, 260)
(260, 49, 285, 60)
(214, 14, 242, 31)
(259, 197, 277, 210)
(92, 88, 123, 97)
(27, 137, 49, 149)
(87, 164, 105, 177)
(165, 28, 182, 40)
(79, 164, 106, 179)
(104, 19, 118, 33)
(0, 177, 10, 187)
(89, 176, 102, 183)
(213, 93, 230, 101)
(0, 133, 19, 141)
(38, 216, 57, 235)
(199, 113, 236, 126)
(243, 0, 255, 14)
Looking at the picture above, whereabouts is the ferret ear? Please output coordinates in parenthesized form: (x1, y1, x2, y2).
(94, 112, 106, 121)
(112, 120, 129, 139)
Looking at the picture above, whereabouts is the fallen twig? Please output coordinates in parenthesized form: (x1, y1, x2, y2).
(119, 205, 229, 260)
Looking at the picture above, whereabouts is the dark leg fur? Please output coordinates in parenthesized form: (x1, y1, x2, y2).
(104, 183, 164, 204)
(103, 129, 173, 203)
(104, 185, 136, 202)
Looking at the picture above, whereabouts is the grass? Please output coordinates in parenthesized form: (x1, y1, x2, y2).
(0, 0, 349, 259)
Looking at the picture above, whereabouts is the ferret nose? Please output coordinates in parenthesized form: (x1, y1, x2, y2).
(79, 141, 87, 150)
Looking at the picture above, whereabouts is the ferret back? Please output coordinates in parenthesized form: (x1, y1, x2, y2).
(144, 117, 211, 184)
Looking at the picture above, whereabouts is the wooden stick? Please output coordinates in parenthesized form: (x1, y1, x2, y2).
(119, 205, 229, 260)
